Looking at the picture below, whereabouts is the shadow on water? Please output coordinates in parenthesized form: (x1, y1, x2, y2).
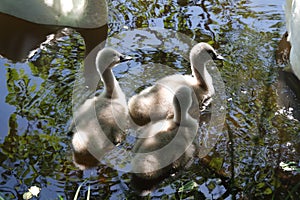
(277, 70, 300, 121)
(0, 12, 108, 90)
(0, 0, 300, 199)
(276, 31, 300, 121)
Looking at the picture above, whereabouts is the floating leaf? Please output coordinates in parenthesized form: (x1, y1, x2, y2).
(280, 161, 300, 172)
(209, 157, 223, 171)
(28, 186, 41, 197)
(58, 195, 64, 200)
(23, 186, 41, 199)
(257, 182, 265, 189)
(0, 193, 5, 200)
(178, 181, 199, 192)
(264, 187, 272, 195)
(23, 192, 33, 200)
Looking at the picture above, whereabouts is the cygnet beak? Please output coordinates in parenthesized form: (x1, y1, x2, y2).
(120, 55, 133, 62)
(215, 54, 225, 61)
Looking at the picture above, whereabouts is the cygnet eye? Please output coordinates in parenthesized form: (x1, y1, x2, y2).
(112, 53, 119, 62)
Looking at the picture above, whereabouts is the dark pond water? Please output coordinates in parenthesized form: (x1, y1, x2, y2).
(1, 0, 300, 199)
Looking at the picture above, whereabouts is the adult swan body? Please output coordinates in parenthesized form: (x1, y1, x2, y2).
(0, 0, 107, 28)
(285, 0, 300, 79)
(0, 0, 108, 89)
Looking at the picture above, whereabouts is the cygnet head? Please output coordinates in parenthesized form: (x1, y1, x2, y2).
(96, 47, 132, 74)
(190, 42, 224, 64)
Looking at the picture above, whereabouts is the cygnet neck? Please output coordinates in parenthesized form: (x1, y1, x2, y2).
(173, 91, 191, 125)
(190, 54, 213, 91)
(99, 66, 119, 99)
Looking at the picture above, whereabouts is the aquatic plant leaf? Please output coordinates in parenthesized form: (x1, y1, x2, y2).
(178, 181, 199, 192)
(86, 184, 90, 200)
(22, 192, 32, 200)
(280, 161, 300, 172)
(74, 180, 87, 200)
(28, 186, 41, 197)
(209, 157, 223, 171)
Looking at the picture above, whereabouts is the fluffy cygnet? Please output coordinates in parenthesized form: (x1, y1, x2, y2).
(131, 86, 199, 193)
(128, 42, 224, 126)
(70, 47, 132, 169)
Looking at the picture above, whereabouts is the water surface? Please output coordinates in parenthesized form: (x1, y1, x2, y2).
(0, 0, 299, 199)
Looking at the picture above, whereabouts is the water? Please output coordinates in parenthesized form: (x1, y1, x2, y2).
(1, 0, 300, 199)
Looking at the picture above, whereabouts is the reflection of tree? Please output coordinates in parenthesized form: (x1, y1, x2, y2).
(110, 0, 300, 198)
(210, 2, 300, 199)
(0, 31, 86, 199)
